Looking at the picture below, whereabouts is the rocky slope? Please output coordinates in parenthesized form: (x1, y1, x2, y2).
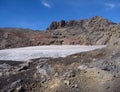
(47, 16, 120, 45)
(0, 28, 54, 49)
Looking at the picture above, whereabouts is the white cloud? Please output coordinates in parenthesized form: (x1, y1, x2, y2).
(105, 3, 116, 9)
(42, 1, 51, 8)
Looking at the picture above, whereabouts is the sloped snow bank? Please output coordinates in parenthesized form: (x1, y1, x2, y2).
(0, 45, 106, 61)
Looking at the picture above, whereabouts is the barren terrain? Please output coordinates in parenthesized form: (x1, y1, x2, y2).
(0, 16, 120, 92)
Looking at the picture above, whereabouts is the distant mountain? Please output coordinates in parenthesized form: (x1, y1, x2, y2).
(0, 16, 120, 49)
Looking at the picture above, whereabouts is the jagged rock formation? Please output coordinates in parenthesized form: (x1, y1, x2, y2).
(48, 16, 115, 30)
(48, 20, 66, 30)
(0, 16, 120, 49)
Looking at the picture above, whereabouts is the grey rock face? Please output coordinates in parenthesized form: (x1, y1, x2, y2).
(36, 64, 54, 81)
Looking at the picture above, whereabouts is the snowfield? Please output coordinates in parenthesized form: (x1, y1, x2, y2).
(0, 45, 106, 61)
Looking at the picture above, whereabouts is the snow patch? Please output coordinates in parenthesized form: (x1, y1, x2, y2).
(0, 45, 106, 61)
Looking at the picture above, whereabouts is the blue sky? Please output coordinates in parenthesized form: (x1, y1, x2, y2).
(0, 0, 120, 30)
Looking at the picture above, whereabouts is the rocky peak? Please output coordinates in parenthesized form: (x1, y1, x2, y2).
(48, 19, 79, 30)
(48, 20, 66, 30)
(47, 16, 116, 30)
(90, 16, 114, 24)
(91, 16, 104, 20)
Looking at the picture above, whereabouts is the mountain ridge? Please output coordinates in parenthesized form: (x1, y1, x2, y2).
(47, 16, 116, 30)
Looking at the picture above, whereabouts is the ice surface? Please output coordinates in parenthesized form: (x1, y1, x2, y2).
(0, 45, 106, 61)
